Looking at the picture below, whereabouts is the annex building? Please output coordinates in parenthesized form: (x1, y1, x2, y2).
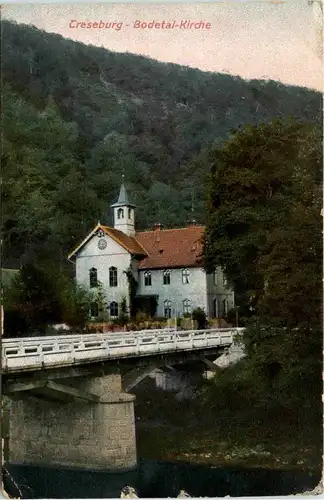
(68, 180, 235, 320)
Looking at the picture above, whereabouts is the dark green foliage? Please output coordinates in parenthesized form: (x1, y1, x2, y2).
(121, 297, 127, 314)
(2, 83, 100, 267)
(3, 307, 29, 338)
(58, 275, 92, 328)
(192, 307, 208, 329)
(225, 307, 239, 326)
(1, 268, 20, 290)
(124, 268, 138, 318)
(203, 118, 322, 439)
(3, 263, 61, 335)
(3, 263, 91, 335)
(1, 20, 322, 268)
(117, 296, 129, 326)
(204, 119, 322, 320)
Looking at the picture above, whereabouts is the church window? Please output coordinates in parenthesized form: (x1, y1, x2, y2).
(117, 208, 124, 219)
(183, 299, 191, 315)
(89, 267, 98, 288)
(128, 208, 132, 219)
(164, 299, 172, 318)
(110, 301, 118, 317)
(213, 270, 218, 285)
(213, 298, 219, 318)
(109, 266, 118, 287)
(90, 302, 99, 318)
(222, 298, 228, 316)
(144, 271, 151, 286)
(163, 269, 170, 285)
(223, 274, 228, 286)
(182, 268, 190, 284)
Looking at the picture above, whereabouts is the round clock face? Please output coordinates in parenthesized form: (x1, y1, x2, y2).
(98, 238, 107, 250)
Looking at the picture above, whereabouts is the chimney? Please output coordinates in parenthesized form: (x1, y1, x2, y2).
(153, 223, 164, 244)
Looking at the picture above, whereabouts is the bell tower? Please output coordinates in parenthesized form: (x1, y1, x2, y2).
(110, 176, 136, 236)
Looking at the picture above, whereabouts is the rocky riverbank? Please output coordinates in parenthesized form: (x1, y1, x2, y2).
(133, 377, 322, 475)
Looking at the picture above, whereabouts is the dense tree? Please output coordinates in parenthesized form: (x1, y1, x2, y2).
(3, 263, 61, 335)
(2, 84, 100, 265)
(3, 263, 92, 335)
(55, 273, 92, 328)
(203, 119, 322, 396)
(204, 119, 322, 316)
(201, 119, 323, 478)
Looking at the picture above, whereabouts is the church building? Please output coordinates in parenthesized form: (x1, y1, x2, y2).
(68, 180, 235, 320)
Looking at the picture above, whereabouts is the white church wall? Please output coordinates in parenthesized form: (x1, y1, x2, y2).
(75, 233, 131, 314)
(137, 267, 208, 318)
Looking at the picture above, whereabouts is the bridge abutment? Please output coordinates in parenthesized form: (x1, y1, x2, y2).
(3, 328, 243, 471)
(7, 374, 137, 471)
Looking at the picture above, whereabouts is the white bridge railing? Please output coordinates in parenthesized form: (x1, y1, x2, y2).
(2, 327, 245, 373)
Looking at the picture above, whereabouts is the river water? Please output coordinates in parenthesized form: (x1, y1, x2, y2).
(3, 460, 320, 498)
(3, 371, 321, 498)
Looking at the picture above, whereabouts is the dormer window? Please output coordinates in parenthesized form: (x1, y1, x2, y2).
(117, 208, 124, 219)
(163, 269, 170, 285)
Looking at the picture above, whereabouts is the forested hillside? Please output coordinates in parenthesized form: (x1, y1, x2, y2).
(2, 20, 322, 267)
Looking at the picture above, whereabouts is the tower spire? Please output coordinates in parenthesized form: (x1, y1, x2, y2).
(110, 177, 136, 236)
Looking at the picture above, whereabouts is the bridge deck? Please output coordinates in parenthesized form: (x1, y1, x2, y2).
(2, 327, 244, 374)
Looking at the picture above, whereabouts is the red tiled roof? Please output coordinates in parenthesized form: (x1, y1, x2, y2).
(68, 223, 205, 268)
(135, 226, 205, 269)
(101, 226, 147, 255)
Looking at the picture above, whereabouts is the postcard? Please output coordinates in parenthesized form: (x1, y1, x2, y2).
(1, 1, 322, 498)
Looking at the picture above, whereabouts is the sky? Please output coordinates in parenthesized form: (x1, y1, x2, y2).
(2, 0, 323, 91)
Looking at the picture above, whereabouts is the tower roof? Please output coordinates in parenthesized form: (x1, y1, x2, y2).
(110, 180, 136, 208)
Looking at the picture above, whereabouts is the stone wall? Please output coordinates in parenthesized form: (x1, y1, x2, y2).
(7, 374, 137, 471)
(210, 342, 245, 372)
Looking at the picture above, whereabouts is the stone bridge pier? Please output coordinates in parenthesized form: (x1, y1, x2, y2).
(6, 373, 137, 471)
